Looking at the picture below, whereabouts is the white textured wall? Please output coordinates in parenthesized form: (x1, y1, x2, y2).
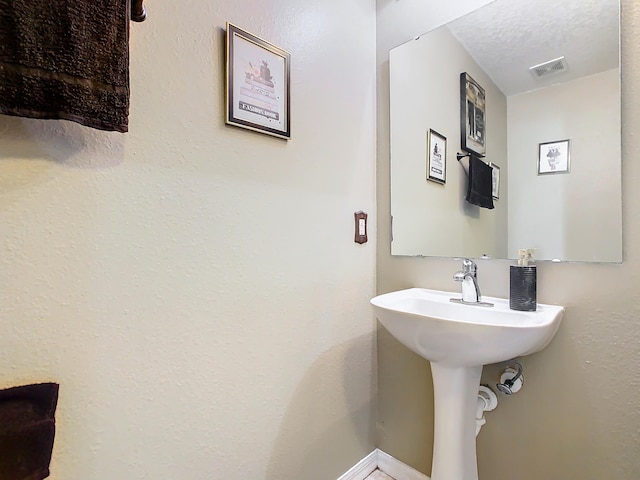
(508, 69, 621, 262)
(389, 26, 507, 258)
(376, 1, 640, 479)
(0, 1, 377, 479)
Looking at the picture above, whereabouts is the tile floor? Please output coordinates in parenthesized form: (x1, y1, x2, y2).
(364, 469, 395, 480)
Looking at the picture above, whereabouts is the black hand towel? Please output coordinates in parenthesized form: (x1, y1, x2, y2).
(466, 155, 494, 209)
(0, 0, 130, 132)
(0, 383, 59, 480)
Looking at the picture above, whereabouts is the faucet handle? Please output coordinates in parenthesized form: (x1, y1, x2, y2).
(453, 258, 476, 282)
(461, 258, 477, 274)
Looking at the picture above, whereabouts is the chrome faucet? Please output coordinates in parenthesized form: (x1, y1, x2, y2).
(452, 258, 493, 307)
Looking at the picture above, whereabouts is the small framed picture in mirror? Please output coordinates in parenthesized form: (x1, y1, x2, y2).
(427, 129, 447, 184)
(489, 162, 500, 199)
(538, 139, 570, 174)
(460, 72, 486, 156)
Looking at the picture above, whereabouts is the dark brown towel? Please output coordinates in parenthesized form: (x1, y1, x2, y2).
(0, 1, 130, 132)
(466, 155, 494, 209)
(0, 383, 59, 480)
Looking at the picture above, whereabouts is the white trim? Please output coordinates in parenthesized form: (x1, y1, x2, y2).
(337, 449, 430, 480)
(377, 450, 430, 480)
(336, 449, 378, 480)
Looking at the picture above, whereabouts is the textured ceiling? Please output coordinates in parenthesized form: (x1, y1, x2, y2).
(446, 0, 620, 96)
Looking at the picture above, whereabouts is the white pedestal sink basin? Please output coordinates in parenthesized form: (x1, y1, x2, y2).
(371, 288, 564, 480)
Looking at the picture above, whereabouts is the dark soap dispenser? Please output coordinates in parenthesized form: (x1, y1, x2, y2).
(510, 248, 537, 311)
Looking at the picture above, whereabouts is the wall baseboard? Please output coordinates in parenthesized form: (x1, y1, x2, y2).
(336, 449, 378, 480)
(376, 450, 430, 480)
(338, 449, 430, 480)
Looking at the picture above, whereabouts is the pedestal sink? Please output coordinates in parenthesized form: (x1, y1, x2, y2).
(371, 288, 564, 480)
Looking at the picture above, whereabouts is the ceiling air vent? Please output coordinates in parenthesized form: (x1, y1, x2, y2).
(529, 56, 568, 79)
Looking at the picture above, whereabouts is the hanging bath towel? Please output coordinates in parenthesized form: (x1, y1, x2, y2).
(466, 155, 494, 209)
(0, 0, 130, 132)
(0, 383, 59, 480)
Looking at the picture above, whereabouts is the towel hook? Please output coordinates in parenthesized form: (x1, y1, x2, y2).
(457, 152, 471, 177)
(456, 152, 485, 161)
(131, 0, 147, 22)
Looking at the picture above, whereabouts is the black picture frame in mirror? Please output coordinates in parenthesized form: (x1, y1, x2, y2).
(460, 72, 486, 156)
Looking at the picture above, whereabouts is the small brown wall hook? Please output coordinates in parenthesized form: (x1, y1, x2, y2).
(131, 0, 147, 22)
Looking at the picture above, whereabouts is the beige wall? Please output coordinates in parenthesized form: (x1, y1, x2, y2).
(377, 1, 640, 479)
(0, 1, 377, 479)
(508, 69, 621, 262)
(389, 26, 507, 258)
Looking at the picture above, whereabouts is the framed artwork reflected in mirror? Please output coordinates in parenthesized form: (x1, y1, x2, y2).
(427, 129, 447, 184)
(538, 139, 570, 174)
(460, 72, 486, 156)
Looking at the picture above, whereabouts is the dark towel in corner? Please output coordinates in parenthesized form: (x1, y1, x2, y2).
(0, 0, 130, 132)
(0, 383, 59, 480)
(466, 155, 494, 209)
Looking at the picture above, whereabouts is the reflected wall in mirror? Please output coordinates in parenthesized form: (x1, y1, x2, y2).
(389, 0, 621, 263)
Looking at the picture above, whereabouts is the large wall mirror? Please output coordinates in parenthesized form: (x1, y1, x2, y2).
(390, 0, 621, 263)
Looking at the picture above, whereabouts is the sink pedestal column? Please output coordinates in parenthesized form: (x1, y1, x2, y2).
(430, 363, 483, 480)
